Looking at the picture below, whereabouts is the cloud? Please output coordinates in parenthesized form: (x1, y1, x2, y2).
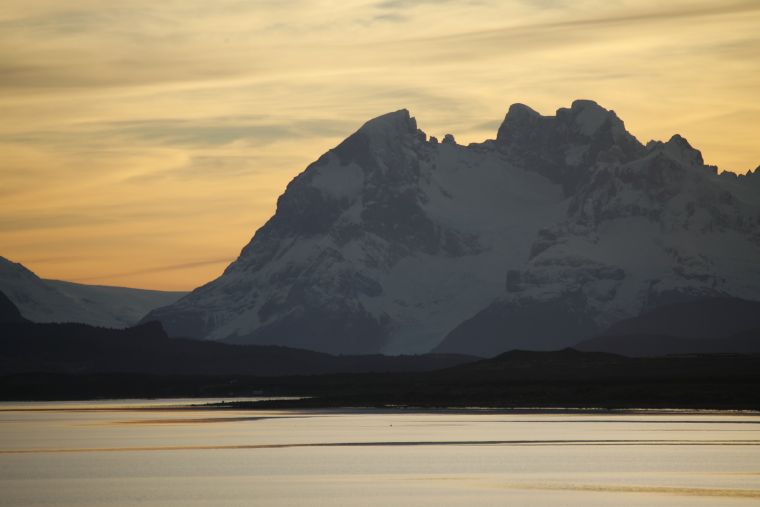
(73, 258, 233, 282)
(125, 155, 263, 183)
(120, 122, 289, 147)
(2, 116, 359, 150)
(1, 0, 759, 289)
(373, 0, 454, 10)
(391, 0, 760, 49)
(0, 212, 117, 233)
(370, 13, 407, 24)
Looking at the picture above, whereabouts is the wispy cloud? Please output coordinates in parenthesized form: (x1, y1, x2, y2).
(380, 0, 760, 52)
(2, 116, 358, 151)
(1, 0, 759, 289)
(73, 258, 232, 283)
(374, 0, 471, 10)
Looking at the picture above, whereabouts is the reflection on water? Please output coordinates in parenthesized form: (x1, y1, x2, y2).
(0, 401, 759, 506)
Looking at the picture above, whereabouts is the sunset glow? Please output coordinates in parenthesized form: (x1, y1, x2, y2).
(2, 0, 759, 289)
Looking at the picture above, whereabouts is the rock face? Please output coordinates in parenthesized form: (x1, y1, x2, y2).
(144, 100, 760, 356)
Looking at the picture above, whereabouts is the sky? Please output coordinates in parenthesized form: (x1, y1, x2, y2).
(1, 0, 759, 291)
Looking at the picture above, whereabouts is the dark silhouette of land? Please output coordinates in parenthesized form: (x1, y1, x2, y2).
(2, 291, 759, 409)
(576, 298, 760, 356)
(4, 348, 759, 410)
(226, 349, 760, 411)
(0, 320, 475, 377)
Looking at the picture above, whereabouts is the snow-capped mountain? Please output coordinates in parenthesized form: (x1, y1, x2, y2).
(144, 100, 760, 355)
(0, 256, 186, 328)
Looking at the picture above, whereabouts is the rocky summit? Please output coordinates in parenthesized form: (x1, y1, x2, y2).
(143, 100, 760, 356)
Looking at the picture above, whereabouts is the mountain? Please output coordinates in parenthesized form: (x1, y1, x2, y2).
(574, 297, 760, 356)
(590, 297, 760, 339)
(575, 331, 760, 357)
(144, 100, 760, 356)
(43, 279, 187, 328)
(0, 256, 186, 328)
(0, 295, 475, 377)
(0, 290, 27, 324)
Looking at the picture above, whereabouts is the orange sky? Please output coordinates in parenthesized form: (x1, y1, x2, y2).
(1, 0, 759, 290)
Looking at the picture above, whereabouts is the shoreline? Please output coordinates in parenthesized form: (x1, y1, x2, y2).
(2, 397, 760, 416)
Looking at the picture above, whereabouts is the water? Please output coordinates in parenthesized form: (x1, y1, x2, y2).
(1, 400, 759, 506)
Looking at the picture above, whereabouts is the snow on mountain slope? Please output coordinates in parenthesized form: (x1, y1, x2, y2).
(0, 256, 186, 328)
(144, 100, 760, 355)
(44, 279, 187, 328)
(435, 127, 760, 356)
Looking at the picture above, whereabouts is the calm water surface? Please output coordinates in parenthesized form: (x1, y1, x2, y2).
(1, 400, 759, 506)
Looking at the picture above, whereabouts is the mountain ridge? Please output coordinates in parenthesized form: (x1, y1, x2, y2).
(0, 256, 187, 328)
(143, 100, 760, 356)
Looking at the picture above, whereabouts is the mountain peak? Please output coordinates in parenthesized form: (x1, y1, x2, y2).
(330, 109, 420, 168)
(495, 100, 642, 191)
(0, 256, 38, 282)
(496, 103, 543, 142)
(506, 102, 541, 119)
(497, 99, 625, 143)
(562, 99, 623, 136)
(571, 99, 602, 109)
(356, 109, 417, 137)
(645, 134, 705, 167)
